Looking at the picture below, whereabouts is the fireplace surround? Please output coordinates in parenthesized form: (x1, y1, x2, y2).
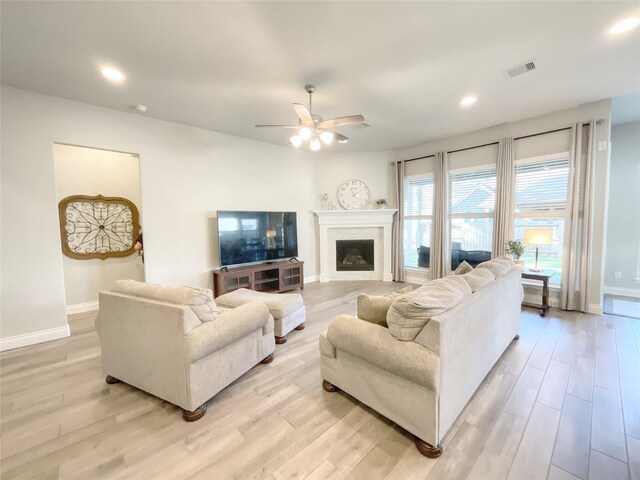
(314, 209, 397, 282)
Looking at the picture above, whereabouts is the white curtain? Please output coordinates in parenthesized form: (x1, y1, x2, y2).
(392, 160, 405, 281)
(561, 121, 596, 311)
(431, 151, 449, 279)
(492, 137, 515, 257)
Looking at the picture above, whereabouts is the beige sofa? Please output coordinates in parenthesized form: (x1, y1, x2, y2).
(97, 280, 276, 421)
(320, 260, 522, 456)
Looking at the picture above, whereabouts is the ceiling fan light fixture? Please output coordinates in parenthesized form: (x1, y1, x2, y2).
(310, 137, 321, 151)
(290, 135, 303, 148)
(320, 131, 334, 144)
(256, 85, 364, 149)
(299, 127, 312, 140)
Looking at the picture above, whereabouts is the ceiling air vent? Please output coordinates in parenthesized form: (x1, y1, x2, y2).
(503, 60, 537, 79)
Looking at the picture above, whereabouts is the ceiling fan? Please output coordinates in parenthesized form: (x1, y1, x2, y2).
(255, 84, 365, 151)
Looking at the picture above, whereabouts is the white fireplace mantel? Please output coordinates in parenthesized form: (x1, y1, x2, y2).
(314, 209, 397, 283)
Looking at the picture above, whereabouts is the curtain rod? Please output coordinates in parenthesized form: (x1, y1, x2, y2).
(402, 154, 435, 163)
(449, 140, 498, 155)
(513, 126, 572, 141)
(398, 120, 603, 164)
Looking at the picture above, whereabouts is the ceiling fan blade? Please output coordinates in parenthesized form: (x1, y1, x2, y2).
(255, 124, 301, 128)
(318, 115, 365, 129)
(332, 132, 349, 143)
(293, 103, 314, 126)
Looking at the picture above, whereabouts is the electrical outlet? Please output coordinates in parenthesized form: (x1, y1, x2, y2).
(614, 271, 622, 279)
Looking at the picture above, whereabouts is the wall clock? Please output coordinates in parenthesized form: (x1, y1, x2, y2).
(338, 179, 371, 210)
(58, 194, 140, 260)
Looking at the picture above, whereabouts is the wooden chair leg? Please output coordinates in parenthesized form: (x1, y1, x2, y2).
(182, 404, 207, 422)
(275, 335, 287, 345)
(322, 380, 339, 392)
(105, 375, 121, 384)
(294, 323, 305, 331)
(415, 438, 443, 458)
(260, 352, 275, 364)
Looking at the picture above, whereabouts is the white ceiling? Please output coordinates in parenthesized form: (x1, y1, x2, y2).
(2, 1, 639, 152)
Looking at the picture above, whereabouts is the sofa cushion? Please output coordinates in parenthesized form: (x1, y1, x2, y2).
(453, 261, 474, 275)
(461, 268, 495, 292)
(476, 259, 511, 278)
(111, 279, 218, 322)
(357, 285, 413, 327)
(387, 276, 472, 341)
(215, 288, 303, 318)
(492, 257, 518, 270)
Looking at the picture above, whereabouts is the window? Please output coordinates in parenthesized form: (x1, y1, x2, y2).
(515, 156, 569, 284)
(403, 175, 434, 268)
(449, 166, 496, 270)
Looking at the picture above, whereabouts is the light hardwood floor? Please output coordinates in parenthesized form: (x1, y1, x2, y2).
(1, 281, 639, 480)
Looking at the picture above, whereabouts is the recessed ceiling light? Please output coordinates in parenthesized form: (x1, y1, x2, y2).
(100, 66, 125, 83)
(460, 95, 477, 106)
(610, 16, 640, 35)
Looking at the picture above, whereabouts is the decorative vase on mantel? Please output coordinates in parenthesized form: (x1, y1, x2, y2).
(321, 193, 329, 210)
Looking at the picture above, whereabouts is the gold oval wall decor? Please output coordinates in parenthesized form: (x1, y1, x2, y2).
(58, 194, 141, 260)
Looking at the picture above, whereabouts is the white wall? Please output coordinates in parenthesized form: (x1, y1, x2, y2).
(604, 121, 640, 297)
(313, 151, 396, 209)
(1, 86, 316, 348)
(53, 144, 144, 310)
(394, 100, 612, 313)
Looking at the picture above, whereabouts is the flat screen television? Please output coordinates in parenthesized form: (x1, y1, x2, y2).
(217, 211, 298, 267)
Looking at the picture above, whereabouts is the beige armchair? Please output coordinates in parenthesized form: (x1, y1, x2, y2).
(97, 280, 275, 421)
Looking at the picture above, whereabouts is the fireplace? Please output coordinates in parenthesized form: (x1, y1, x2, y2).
(315, 209, 396, 282)
(336, 239, 374, 271)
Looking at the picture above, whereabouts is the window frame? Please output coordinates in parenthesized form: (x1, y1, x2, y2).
(403, 173, 434, 271)
(514, 151, 570, 285)
(448, 163, 497, 272)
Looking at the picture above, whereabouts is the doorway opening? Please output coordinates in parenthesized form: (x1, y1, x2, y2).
(53, 144, 144, 315)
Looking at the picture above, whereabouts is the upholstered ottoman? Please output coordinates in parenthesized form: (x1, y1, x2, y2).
(216, 288, 306, 344)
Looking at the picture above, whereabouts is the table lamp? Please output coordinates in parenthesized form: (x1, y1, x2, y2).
(524, 228, 553, 272)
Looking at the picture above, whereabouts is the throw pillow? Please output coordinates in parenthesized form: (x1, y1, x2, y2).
(357, 285, 412, 327)
(387, 276, 472, 341)
(461, 268, 495, 292)
(476, 259, 510, 278)
(453, 261, 474, 275)
(492, 257, 517, 270)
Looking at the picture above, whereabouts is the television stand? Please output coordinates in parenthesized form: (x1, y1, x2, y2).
(213, 260, 304, 298)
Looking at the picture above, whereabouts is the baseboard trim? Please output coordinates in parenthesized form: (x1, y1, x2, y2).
(588, 303, 603, 315)
(304, 275, 318, 284)
(0, 324, 71, 352)
(66, 301, 99, 315)
(603, 285, 640, 299)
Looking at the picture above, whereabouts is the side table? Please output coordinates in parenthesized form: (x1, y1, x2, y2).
(521, 269, 554, 317)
